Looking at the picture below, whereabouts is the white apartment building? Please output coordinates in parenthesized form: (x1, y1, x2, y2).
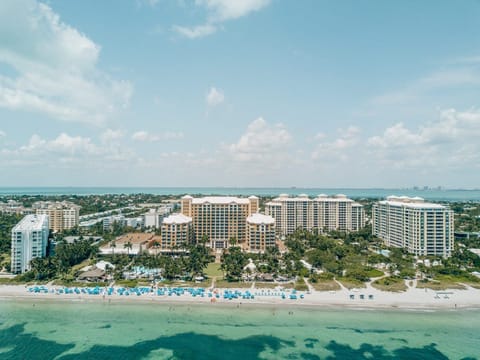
(372, 196, 454, 257)
(160, 213, 194, 250)
(181, 195, 260, 249)
(34, 201, 80, 232)
(144, 207, 171, 229)
(11, 214, 49, 274)
(265, 194, 365, 236)
(246, 213, 276, 252)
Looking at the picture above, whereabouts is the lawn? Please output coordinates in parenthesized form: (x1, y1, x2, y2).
(205, 262, 223, 278)
(371, 276, 407, 292)
(338, 277, 366, 289)
(310, 280, 341, 292)
(294, 278, 309, 291)
(416, 278, 466, 290)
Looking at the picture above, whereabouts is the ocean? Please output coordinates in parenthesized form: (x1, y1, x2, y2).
(1, 187, 480, 201)
(0, 300, 478, 359)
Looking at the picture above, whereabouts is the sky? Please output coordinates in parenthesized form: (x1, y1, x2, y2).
(0, 0, 480, 188)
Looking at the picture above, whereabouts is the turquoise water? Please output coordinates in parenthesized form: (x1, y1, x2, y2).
(0, 300, 478, 359)
(1, 187, 480, 201)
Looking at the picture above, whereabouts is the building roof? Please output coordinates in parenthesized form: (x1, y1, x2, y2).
(268, 194, 356, 203)
(247, 213, 275, 225)
(188, 196, 252, 205)
(162, 213, 192, 225)
(78, 267, 105, 280)
(380, 195, 447, 209)
(12, 214, 48, 232)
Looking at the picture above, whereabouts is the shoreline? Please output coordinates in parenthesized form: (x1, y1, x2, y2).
(2, 284, 479, 311)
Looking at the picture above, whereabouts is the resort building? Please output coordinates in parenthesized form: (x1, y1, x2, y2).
(372, 196, 454, 257)
(11, 214, 49, 274)
(246, 213, 276, 252)
(34, 201, 80, 232)
(181, 195, 260, 249)
(265, 194, 365, 236)
(160, 213, 194, 250)
(99, 233, 161, 256)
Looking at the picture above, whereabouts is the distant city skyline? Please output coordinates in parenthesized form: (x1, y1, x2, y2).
(1, 0, 480, 188)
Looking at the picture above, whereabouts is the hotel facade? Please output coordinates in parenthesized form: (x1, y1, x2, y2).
(265, 194, 365, 236)
(180, 195, 270, 249)
(11, 214, 49, 274)
(246, 213, 276, 252)
(160, 213, 194, 250)
(372, 196, 454, 257)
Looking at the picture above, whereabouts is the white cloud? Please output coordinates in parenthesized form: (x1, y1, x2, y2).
(101, 129, 125, 143)
(367, 108, 480, 169)
(173, 0, 270, 38)
(132, 130, 184, 142)
(0, 130, 5, 138)
(197, 0, 271, 21)
(227, 117, 291, 163)
(206, 87, 225, 106)
(172, 24, 217, 39)
(311, 126, 360, 160)
(371, 68, 480, 107)
(0, 0, 132, 124)
(1, 132, 135, 168)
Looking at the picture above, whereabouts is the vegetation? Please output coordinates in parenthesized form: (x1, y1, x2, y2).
(372, 276, 407, 292)
(220, 246, 248, 281)
(309, 273, 341, 291)
(2, 196, 480, 292)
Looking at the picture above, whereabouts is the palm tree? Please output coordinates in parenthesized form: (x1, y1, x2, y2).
(200, 234, 209, 247)
(124, 241, 133, 256)
(110, 241, 116, 256)
(152, 240, 160, 257)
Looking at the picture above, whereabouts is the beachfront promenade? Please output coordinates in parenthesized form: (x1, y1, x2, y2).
(1, 283, 479, 309)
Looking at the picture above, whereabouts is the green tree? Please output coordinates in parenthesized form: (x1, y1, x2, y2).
(220, 247, 247, 281)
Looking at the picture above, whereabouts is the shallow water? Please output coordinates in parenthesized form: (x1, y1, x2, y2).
(0, 300, 478, 359)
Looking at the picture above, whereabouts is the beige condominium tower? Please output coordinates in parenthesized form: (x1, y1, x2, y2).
(34, 201, 80, 233)
(181, 195, 260, 249)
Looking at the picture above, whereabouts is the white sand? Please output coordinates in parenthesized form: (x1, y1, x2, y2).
(1, 283, 479, 310)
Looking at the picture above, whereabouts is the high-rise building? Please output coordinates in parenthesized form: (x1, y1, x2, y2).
(160, 213, 193, 250)
(181, 195, 260, 249)
(246, 213, 276, 252)
(34, 201, 80, 232)
(265, 194, 365, 236)
(372, 196, 454, 257)
(11, 214, 49, 274)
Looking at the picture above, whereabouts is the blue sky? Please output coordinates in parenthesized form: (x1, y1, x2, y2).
(1, 0, 480, 188)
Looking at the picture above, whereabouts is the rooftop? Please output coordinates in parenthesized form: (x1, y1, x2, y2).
(184, 196, 253, 205)
(162, 213, 192, 225)
(379, 195, 447, 209)
(12, 214, 48, 232)
(247, 213, 275, 225)
(269, 194, 355, 202)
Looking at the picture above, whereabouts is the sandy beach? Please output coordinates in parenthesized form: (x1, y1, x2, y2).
(1, 282, 479, 310)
